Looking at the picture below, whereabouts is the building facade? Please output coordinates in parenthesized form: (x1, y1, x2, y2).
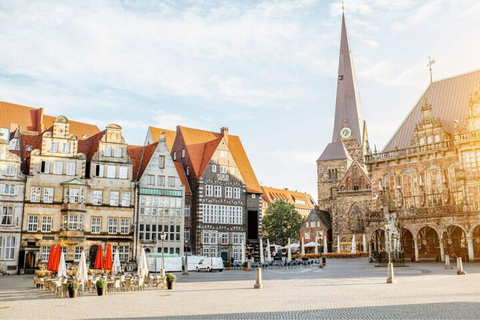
(128, 136, 187, 257)
(299, 208, 331, 252)
(261, 186, 316, 217)
(0, 136, 25, 274)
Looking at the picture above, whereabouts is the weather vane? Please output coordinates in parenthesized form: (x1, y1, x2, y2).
(427, 56, 435, 84)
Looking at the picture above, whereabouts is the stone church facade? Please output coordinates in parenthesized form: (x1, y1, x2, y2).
(317, 13, 480, 262)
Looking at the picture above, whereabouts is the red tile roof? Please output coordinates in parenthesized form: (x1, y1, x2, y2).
(0, 100, 100, 139)
(77, 131, 106, 160)
(174, 162, 192, 196)
(261, 186, 316, 210)
(148, 126, 176, 151)
(149, 126, 262, 193)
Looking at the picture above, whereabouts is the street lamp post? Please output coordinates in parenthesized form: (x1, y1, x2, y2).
(381, 185, 396, 284)
(182, 239, 189, 275)
(160, 231, 166, 278)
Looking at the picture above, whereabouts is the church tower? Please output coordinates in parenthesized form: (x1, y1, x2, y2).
(317, 12, 370, 220)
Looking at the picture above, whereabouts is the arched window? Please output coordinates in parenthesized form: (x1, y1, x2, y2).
(425, 167, 442, 206)
(448, 164, 463, 205)
(401, 170, 418, 208)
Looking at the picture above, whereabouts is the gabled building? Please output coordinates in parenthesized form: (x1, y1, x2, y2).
(0, 135, 25, 274)
(299, 207, 332, 252)
(146, 126, 262, 262)
(128, 134, 189, 257)
(261, 186, 316, 217)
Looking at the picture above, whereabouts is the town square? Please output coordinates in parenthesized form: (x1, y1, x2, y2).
(1, 0, 480, 319)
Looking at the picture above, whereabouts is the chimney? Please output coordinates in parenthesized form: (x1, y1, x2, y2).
(220, 127, 229, 143)
(37, 107, 44, 134)
(158, 131, 167, 142)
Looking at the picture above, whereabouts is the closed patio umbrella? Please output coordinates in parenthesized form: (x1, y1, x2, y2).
(323, 235, 328, 254)
(52, 245, 62, 272)
(301, 237, 305, 255)
(76, 250, 88, 284)
(337, 236, 341, 253)
(362, 234, 367, 252)
(266, 238, 272, 261)
(351, 235, 357, 254)
(241, 241, 245, 264)
(104, 243, 113, 270)
(113, 249, 122, 274)
(57, 252, 67, 278)
(314, 237, 319, 254)
(94, 244, 104, 269)
(287, 238, 292, 262)
(137, 247, 149, 278)
(47, 245, 56, 271)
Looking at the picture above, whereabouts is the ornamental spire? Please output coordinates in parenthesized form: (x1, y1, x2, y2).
(331, 12, 365, 146)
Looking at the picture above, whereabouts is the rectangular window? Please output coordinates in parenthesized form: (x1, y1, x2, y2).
(203, 232, 210, 244)
(157, 176, 165, 186)
(106, 166, 116, 178)
(225, 187, 232, 198)
(110, 191, 119, 206)
(220, 151, 227, 158)
(65, 162, 75, 176)
(104, 146, 112, 157)
(212, 164, 217, 172)
(159, 155, 165, 169)
(95, 164, 104, 177)
(30, 187, 41, 202)
(114, 147, 122, 158)
(43, 187, 54, 203)
(28, 216, 38, 232)
(168, 177, 175, 187)
(221, 233, 228, 244)
(91, 217, 101, 233)
(61, 142, 70, 154)
(202, 248, 209, 257)
(220, 166, 227, 174)
(3, 164, 15, 176)
(41, 246, 51, 262)
(147, 175, 155, 185)
(92, 190, 103, 205)
(50, 141, 58, 152)
(119, 166, 128, 179)
(41, 216, 52, 232)
(41, 161, 50, 173)
(121, 192, 131, 207)
(53, 161, 63, 175)
(69, 189, 80, 203)
(184, 230, 190, 241)
(108, 218, 118, 234)
(120, 218, 130, 234)
(234, 188, 240, 199)
(3, 184, 15, 195)
(68, 215, 78, 230)
(206, 185, 213, 197)
(214, 186, 222, 197)
(181, 149, 186, 158)
(4, 236, 15, 260)
(184, 207, 191, 217)
(74, 247, 83, 261)
(1, 207, 13, 225)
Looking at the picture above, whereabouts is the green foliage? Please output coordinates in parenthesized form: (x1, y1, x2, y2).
(243, 261, 249, 268)
(96, 279, 107, 289)
(166, 273, 177, 283)
(68, 280, 80, 290)
(262, 200, 303, 246)
(223, 261, 231, 267)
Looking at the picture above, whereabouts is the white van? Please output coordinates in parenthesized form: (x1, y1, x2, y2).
(196, 258, 224, 272)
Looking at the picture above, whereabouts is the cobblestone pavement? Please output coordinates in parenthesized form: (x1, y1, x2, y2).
(1, 259, 480, 319)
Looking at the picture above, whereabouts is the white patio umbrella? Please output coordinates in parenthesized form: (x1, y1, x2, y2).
(241, 241, 246, 264)
(113, 249, 122, 274)
(323, 235, 328, 254)
(259, 238, 265, 264)
(76, 250, 88, 284)
(58, 252, 67, 278)
(301, 237, 305, 255)
(267, 238, 272, 261)
(314, 236, 319, 254)
(362, 234, 367, 252)
(351, 235, 357, 254)
(287, 238, 292, 262)
(337, 235, 341, 253)
(137, 247, 149, 278)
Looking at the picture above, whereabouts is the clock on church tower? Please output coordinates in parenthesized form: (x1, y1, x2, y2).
(340, 127, 352, 139)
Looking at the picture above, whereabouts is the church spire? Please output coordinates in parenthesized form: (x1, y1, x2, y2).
(332, 12, 365, 146)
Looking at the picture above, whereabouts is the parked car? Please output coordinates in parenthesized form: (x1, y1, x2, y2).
(196, 258, 224, 272)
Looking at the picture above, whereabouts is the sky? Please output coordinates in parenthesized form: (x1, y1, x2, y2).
(1, 0, 480, 200)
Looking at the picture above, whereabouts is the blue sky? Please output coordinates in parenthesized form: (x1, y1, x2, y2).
(1, 0, 480, 199)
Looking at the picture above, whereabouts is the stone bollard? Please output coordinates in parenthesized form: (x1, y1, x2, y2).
(254, 268, 263, 289)
(386, 262, 396, 284)
(322, 257, 327, 266)
(318, 260, 324, 268)
(456, 257, 467, 275)
(445, 255, 453, 269)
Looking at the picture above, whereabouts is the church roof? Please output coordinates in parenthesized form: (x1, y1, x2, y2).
(332, 13, 365, 145)
(317, 142, 350, 161)
(384, 69, 480, 152)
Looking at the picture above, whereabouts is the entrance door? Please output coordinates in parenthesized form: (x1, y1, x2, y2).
(89, 245, 98, 268)
(221, 251, 228, 261)
(18, 250, 25, 274)
(25, 252, 36, 273)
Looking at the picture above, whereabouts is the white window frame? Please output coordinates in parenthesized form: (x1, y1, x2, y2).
(106, 165, 116, 178)
(68, 215, 78, 230)
(50, 141, 58, 153)
(104, 146, 112, 157)
(30, 187, 41, 203)
(108, 218, 118, 234)
(211, 164, 217, 172)
(61, 142, 70, 154)
(158, 155, 165, 169)
(1, 207, 13, 225)
(114, 147, 122, 158)
(28, 215, 38, 232)
(66, 162, 75, 176)
(118, 166, 128, 179)
(4, 236, 15, 260)
(110, 192, 119, 206)
(206, 185, 213, 197)
(41, 216, 52, 233)
(120, 218, 130, 234)
(234, 188, 240, 199)
(214, 186, 222, 197)
(225, 187, 232, 198)
(220, 166, 227, 174)
(41, 246, 51, 262)
(121, 192, 131, 207)
(53, 161, 63, 175)
(74, 247, 83, 261)
(3, 184, 15, 195)
(220, 151, 227, 158)
(92, 190, 103, 205)
(91, 217, 101, 234)
(43, 187, 54, 203)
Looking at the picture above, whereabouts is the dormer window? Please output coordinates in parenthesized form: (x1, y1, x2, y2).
(50, 142, 58, 153)
(104, 146, 112, 157)
(173, 152, 177, 161)
(182, 149, 186, 158)
(186, 166, 190, 175)
(158, 156, 165, 169)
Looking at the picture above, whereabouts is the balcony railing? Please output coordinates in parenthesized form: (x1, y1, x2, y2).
(365, 140, 454, 163)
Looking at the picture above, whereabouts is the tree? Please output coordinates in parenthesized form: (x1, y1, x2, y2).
(262, 200, 304, 246)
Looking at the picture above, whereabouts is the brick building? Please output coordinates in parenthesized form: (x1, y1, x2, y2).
(299, 207, 332, 252)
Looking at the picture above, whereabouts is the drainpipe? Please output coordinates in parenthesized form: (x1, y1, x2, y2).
(133, 181, 139, 259)
(19, 173, 27, 274)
